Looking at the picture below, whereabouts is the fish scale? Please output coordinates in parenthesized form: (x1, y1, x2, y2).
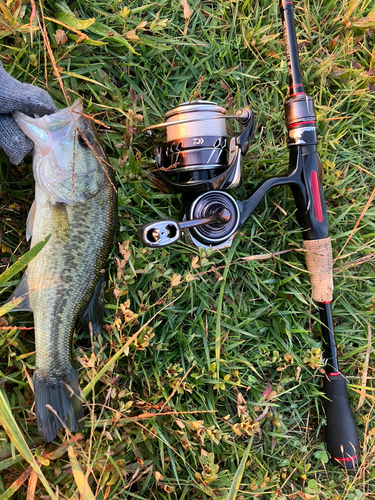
(8, 99, 117, 441)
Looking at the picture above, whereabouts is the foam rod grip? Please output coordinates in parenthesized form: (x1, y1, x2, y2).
(324, 373, 360, 469)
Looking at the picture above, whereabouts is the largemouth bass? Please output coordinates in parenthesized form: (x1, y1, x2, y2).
(8, 99, 117, 441)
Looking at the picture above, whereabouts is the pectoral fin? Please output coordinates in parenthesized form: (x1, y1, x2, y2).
(26, 200, 36, 241)
(79, 276, 105, 335)
(5, 272, 33, 312)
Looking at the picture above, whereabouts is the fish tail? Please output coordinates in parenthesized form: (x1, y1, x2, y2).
(33, 366, 85, 442)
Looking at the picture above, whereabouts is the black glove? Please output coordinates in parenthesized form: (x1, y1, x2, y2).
(0, 62, 56, 165)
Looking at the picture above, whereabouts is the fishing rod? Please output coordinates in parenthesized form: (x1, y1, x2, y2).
(279, 1, 360, 469)
(137, 2, 360, 468)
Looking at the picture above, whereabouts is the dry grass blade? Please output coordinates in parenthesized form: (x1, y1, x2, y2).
(351, 9, 375, 28)
(44, 16, 90, 42)
(356, 324, 372, 410)
(0, 390, 57, 500)
(334, 187, 375, 262)
(351, 389, 375, 402)
(160, 364, 195, 411)
(0, 298, 23, 318)
(341, 253, 375, 269)
(241, 247, 296, 261)
(344, 0, 362, 20)
(44, 435, 83, 461)
(0, 466, 32, 500)
(26, 470, 38, 500)
(68, 446, 95, 500)
(29, 0, 37, 47)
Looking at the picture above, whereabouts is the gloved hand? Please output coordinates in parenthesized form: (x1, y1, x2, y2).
(0, 62, 56, 165)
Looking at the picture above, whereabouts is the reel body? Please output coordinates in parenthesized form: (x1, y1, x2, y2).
(138, 101, 254, 249)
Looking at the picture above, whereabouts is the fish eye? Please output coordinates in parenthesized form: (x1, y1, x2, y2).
(77, 131, 95, 149)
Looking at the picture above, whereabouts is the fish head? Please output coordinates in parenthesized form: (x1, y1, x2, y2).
(13, 99, 107, 205)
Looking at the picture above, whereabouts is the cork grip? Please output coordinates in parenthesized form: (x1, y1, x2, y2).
(303, 237, 333, 302)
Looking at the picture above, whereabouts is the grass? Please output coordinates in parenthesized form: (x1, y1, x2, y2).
(0, 0, 375, 498)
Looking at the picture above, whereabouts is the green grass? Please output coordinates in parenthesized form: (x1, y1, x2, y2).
(1, 0, 375, 498)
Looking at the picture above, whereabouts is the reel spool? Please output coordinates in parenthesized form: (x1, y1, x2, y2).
(138, 101, 254, 249)
(145, 101, 253, 195)
(160, 102, 230, 191)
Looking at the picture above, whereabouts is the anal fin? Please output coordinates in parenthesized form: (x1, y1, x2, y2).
(79, 275, 105, 335)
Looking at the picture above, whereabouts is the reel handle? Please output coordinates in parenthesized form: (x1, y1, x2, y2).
(138, 210, 231, 248)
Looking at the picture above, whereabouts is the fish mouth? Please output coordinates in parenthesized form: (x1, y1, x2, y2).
(13, 98, 84, 140)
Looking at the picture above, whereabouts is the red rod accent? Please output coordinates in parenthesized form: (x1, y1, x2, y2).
(321, 300, 332, 304)
(327, 372, 341, 376)
(287, 120, 315, 128)
(332, 453, 360, 462)
(310, 170, 323, 222)
(289, 84, 302, 88)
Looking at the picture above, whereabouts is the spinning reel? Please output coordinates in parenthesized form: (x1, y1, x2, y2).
(138, 101, 254, 249)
